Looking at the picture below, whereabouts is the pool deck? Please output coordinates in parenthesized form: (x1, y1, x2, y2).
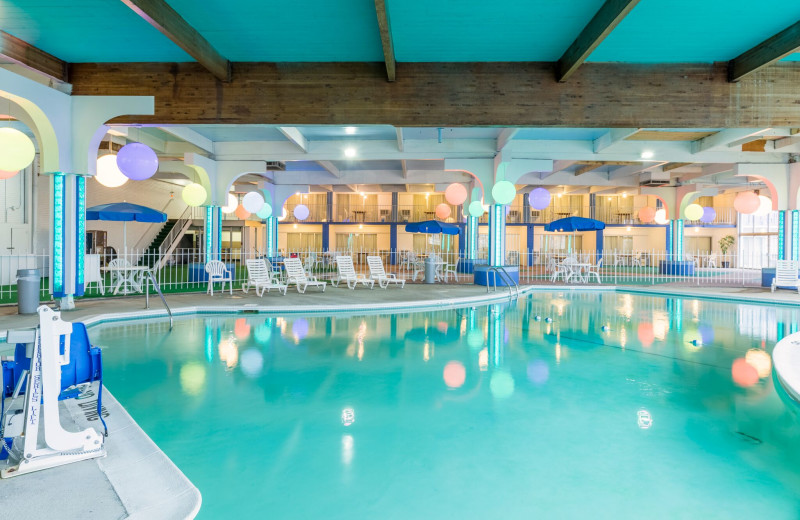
(2, 282, 800, 519)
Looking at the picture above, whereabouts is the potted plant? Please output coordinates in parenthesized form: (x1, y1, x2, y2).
(719, 235, 735, 268)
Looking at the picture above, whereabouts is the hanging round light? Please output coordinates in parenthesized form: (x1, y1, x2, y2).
(654, 209, 668, 225)
(468, 200, 485, 217)
(444, 183, 468, 205)
(181, 183, 207, 207)
(528, 187, 551, 210)
(684, 203, 703, 221)
(242, 191, 265, 214)
(257, 202, 273, 219)
(0, 128, 35, 172)
(638, 207, 656, 223)
(95, 154, 128, 188)
(754, 195, 772, 217)
(235, 205, 250, 220)
(0, 169, 19, 180)
(733, 191, 760, 214)
(700, 207, 716, 223)
(293, 204, 310, 221)
(491, 181, 516, 205)
(116, 142, 159, 181)
(221, 193, 238, 214)
(435, 203, 451, 220)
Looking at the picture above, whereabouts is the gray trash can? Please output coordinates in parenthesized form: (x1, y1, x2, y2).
(17, 269, 41, 315)
(424, 257, 436, 284)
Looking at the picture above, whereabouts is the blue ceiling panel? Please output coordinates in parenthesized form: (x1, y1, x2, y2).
(190, 125, 287, 142)
(388, 0, 606, 62)
(514, 128, 608, 140)
(590, 0, 800, 62)
(165, 0, 384, 61)
(298, 126, 397, 141)
(0, 0, 193, 62)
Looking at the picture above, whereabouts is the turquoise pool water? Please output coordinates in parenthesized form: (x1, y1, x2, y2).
(92, 292, 800, 519)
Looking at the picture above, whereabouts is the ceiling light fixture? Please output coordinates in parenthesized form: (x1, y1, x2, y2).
(345, 127, 356, 135)
(640, 150, 654, 159)
(344, 147, 356, 158)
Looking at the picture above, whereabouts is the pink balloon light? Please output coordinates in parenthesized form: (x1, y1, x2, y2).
(443, 361, 466, 389)
(435, 203, 451, 220)
(235, 205, 250, 219)
(0, 169, 19, 180)
(638, 207, 656, 223)
(733, 191, 760, 214)
(444, 183, 468, 205)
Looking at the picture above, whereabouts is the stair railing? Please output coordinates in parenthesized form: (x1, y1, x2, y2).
(485, 266, 520, 301)
(155, 207, 193, 270)
(144, 269, 173, 330)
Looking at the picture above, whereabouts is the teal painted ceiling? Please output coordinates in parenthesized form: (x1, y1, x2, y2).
(1, 0, 799, 63)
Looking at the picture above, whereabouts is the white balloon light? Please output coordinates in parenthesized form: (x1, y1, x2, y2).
(654, 209, 668, 225)
(182, 183, 207, 207)
(754, 195, 772, 217)
(221, 193, 237, 214)
(95, 155, 128, 188)
(242, 191, 265, 214)
(0, 128, 36, 172)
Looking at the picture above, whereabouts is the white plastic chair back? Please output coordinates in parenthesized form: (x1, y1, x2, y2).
(283, 258, 308, 283)
(367, 256, 387, 277)
(775, 260, 800, 286)
(336, 256, 358, 279)
(205, 260, 227, 276)
(246, 259, 271, 285)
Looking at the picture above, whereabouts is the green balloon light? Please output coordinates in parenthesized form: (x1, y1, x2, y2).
(181, 183, 207, 207)
(0, 128, 35, 172)
(256, 202, 273, 219)
(491, 181, 516, 205)
(468, 200, 485, 217)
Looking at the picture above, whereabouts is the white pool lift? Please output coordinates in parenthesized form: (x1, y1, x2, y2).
(1, 306, 107, 478)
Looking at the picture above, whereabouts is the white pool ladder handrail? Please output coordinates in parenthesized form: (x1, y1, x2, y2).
(485, 266, 519, 301)
(144, 269, 173, 329)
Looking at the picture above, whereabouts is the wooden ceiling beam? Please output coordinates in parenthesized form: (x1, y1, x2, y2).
(574, 163, 603, 176)
(119, 0, 231, 82)
(662, 162, 692, 172)
(373, 0, 396, 82)
(0, 30, 68, 82)
(556, 0, 641, 82)
(729, 20, 800, 82)
(70, 61, 800, 127)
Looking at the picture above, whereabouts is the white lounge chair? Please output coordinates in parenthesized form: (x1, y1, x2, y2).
(283, 257, 327, 293)
(243, 259, 288, 296)
(333, 256, 375, 289)
(205, 260, 232, 295)
(367, 256, 406, 289)
(771, 260, 800, 294)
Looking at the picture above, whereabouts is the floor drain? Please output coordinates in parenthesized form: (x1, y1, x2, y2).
(736, 431, 762, 444)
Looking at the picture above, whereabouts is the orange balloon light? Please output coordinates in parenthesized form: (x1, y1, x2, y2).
(733, 192, 760, 215)
(0, 170, 19, 180)
(435, 203, 451, 220)
(444, 183, 468, 205)
(234, 318, 251, 340)
(235, 205, 251, 220)
(732, 358, 759, 387)
(637, 322, 654, 347)
(443, 361, 466, 389)
(638, 207, 656, 223)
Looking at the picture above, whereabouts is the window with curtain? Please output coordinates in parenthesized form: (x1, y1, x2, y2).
(738, 212, 778, 268)
(335, 233, 377, 252)
(286, 232, 322, 252)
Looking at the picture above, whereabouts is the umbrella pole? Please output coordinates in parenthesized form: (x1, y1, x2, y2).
(123, 221, 127, 261)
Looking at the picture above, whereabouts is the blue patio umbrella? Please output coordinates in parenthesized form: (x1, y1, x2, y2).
(404, 220, 460, 235)
(544, 216, 605, 232)
(86, 202, 167, 254)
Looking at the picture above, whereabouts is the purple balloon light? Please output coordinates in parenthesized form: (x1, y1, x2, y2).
(292, 319, 309, 340)
(527, 360, 549, 385)
(116, 143, 159, 181)
(293, 204, 310, 221)
(698, 324, 714, 345)
(700, 207, 716, 224)
(528, 187, 551, 210)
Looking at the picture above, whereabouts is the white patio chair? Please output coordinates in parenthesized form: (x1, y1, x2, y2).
(243, 259, 288, 296)
(585, 259, 603, 283)
(771, 260, 800, 294)
(303, 255, 316, 276)
(284, 257, 326, 293)
(367, 255, 406, 289)
(612, 252, 625, 266)
(333, 256, 374, 290)
(429, 253, 445, 282)
(631, 252, 643, 268)
(205, 260, 232, 295)
(550, 261, 569, 282)
(443, 258, 459, 283)
(707, 252, 717, 268)
(411, 254, 425, 281)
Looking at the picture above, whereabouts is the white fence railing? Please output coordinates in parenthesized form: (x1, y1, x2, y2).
(0, 247, 772, 304)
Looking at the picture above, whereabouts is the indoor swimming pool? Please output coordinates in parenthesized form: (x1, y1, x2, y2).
(92, 292, 800, 519)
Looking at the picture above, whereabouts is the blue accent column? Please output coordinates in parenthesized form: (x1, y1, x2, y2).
(466, 216, 478, 260)
(522, 193, 531, 223)
(488, 204, 506, 266)
(526, 225, 534, 266)
(778, 210, 786, 260)
(52, 173, 67, 298)
(74, 175, 86, 297)
(389, 224, 398, 264)
(595, 229, 603, 263)
(322, 223, 330, 251)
